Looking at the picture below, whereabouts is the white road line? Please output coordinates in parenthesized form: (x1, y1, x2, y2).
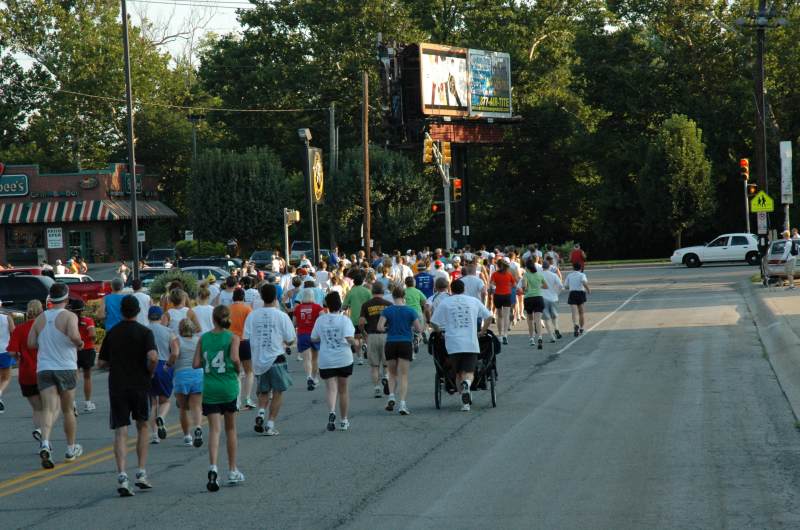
(556, 288, 647, 355)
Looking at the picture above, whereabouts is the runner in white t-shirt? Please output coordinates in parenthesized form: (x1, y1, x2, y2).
(311, 291, 356, 431)
(564, 262, 591, 336)
(540, 261, 564, 343)
(430, 280, 492, 412)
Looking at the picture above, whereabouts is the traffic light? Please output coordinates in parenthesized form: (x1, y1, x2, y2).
(740, 158, 750, 181)
(423, 137, 434, 164)
(452, 178, 462, 201)
(747, 183, 758, 197)
(431, 203, 442, 214)
(441, 141, 452, 165)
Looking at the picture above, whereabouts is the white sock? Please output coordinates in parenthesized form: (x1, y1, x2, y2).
(389, 393, 395, 400)
(266, 420, 274, 429)
(137, 468, 146, 476)
(463, 379, 472, 388)
(209, 464, 218, 472)
(67, 444, 75, 452)
(118, 472, 127, 480)
(257, 408, 266, 417)
(399, 400, 406, 407)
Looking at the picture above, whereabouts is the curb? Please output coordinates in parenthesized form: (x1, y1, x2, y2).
(739, 279, 800, 421)
(585, 262, 673, 270)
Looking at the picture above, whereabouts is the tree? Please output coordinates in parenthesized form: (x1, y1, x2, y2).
(639, 114, 714, 249)
(188, 147, 299, 250)
(326, 146, 436, 249)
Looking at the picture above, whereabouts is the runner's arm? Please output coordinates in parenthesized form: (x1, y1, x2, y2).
(377, 316, 387, 333)
(192, 338, 203, 369)
(230, 335, 241, 374)
(146, 350, 158, 377)
(166, 336, 179, 367)
(66, 313, 83, 349)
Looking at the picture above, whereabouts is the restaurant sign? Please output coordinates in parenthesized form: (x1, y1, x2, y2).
(0, 174, 29, 197)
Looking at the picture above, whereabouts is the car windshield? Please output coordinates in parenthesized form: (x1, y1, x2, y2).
(251, 251, 271, 259)
(146, 249, 174, 259)
(291, 242, 312, 252)
(770, 241, 787, 255)
(57, 276, 82, 284)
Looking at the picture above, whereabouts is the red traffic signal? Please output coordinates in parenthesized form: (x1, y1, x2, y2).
(431, 204, 440, 213)
(452, 178, 463, 201)
(740, 158, 750, 181)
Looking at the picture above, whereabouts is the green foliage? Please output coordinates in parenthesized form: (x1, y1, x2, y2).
(176, 240, 227, 257)
(639, 114, 714, 249)
(327, 146, 435, 249)
(188, 147, 295, 249)
(148, 270, 198, 299)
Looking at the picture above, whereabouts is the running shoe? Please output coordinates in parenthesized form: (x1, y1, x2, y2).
(207, 468, 220, 492)
(227, 469, 245, 485)
(461, 403, 471, 412)
(117, 474, 134, 497)
(502, 336, 508, 345)
(381, 376, 390, 396)
(398, 403, 410, 416)
(307, 377, 315, 391)
(461, 381, 472, 405)
(579, 328, 585, 335)
(156, 416, 167, 439)
(555, 330, 562, 339)
(0, 399, 5, 413)
(150, 433, 160, 445)
(297, 354, 303, 361)
(193, 427, 204, 448)
(550, 338, 557, 343)
(39, 444, 54, 469)
(327, 412, 336, 431)
(529, 337, 535, 346)
(339, 419, 350, 431)
(64, 444, 83, 462)
(264, 426, 279, 436)
(422, 331, 428, 344)
(134, 470, 153, 489)
(373, 385, 382, 398)
(83, 401, 96, 413)
(244, 399, 256, 410)
(254, 414, 265, 433)
(574, 325, 580, 337)
(357, 356, 364, 366)
(386, 397, 396, 412)
(183, 435, 193, 447)
(537, 338, 543, 350)
(32, 428, 42, 442)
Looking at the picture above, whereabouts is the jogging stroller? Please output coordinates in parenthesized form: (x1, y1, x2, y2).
(428, 329, 501, 409)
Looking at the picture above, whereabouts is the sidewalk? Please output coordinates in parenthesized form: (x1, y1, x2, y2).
(741, 279, 800, 420)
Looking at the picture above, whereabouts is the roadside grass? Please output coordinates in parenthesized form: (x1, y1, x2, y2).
(588, 258, 670, 267)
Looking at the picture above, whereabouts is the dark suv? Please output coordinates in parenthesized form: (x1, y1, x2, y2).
(0, 275, 54, 313)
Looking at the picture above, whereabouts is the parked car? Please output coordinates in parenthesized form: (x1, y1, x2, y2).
(289, 241, 313, 265)
(0, 267, 45, 276)
(144, 248, 178, 267)
(125, 267, 171, 290)
(249, 250, 275, 270)
(177, 257, 238, 273)
(55, 274, 112, 302)
(0, 275, 54, 313)
(180, 266, 231, 283)
(670, 233, 760, 268)
(765, 239, 794, 281)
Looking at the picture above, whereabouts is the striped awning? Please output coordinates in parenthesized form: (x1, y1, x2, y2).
(0, 200, 177, 224)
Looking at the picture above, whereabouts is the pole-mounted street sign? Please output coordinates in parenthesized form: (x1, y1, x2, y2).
(750, 190, 774, 213)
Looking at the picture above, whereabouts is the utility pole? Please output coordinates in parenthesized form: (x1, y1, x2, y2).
(188, 114, 204, 162)
(328, 103, 336, 249)
(120, 0, 139, 281)
(443, 166, 452, 250)
(362, 72, 371, 261)
(755, 0, 768, 196)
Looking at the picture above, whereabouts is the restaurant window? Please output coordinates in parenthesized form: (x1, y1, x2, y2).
(5, 226, 44, 249)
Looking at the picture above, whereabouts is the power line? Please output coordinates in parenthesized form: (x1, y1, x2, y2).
(129, 0, 255, 9)
(39, 84, 325, 113)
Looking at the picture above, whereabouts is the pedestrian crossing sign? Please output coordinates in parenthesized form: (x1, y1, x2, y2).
(750, 191, 774, 213)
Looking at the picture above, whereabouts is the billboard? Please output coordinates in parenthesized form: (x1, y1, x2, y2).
(419, 43, 469, 117)
(468, 49, 512, 118)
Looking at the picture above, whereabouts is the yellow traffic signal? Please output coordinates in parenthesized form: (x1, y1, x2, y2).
(740, 158, 750, 181)
(423, 137, 434, 164)
(441, 141, 452, 165)
(747, 183, 758, 197)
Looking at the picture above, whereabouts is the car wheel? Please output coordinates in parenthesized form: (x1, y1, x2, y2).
(683, 254, 701, 268)
(746, 251, 760, 266)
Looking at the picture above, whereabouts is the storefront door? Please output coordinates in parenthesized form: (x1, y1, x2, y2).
(68, 230, 94, 263)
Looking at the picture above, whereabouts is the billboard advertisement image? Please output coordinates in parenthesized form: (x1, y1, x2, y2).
(420, 43, 469, 117)
(468, 49, 512, 118)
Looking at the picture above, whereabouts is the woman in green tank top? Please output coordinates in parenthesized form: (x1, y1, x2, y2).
(520, 260, 549, 350)
(192, 305, 243, 491)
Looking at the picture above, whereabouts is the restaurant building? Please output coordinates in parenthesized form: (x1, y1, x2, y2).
(0, 162, 177, 266)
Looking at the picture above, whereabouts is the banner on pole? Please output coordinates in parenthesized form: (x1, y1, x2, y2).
(781, 141, 793, 204)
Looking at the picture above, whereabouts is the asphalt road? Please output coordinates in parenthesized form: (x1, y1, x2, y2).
(3, 263, 800, 529)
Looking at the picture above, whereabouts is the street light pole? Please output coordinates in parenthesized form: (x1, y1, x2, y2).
(120, 0, 139, 280)
(362, 72, 371, 261)
(755, 0, 768, 196)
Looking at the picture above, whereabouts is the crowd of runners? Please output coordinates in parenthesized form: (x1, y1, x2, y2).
(0, 242, 591, 497)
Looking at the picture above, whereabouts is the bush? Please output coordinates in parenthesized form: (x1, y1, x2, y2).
(175, 240, 226, 257)
(148, 270, 199, 299)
